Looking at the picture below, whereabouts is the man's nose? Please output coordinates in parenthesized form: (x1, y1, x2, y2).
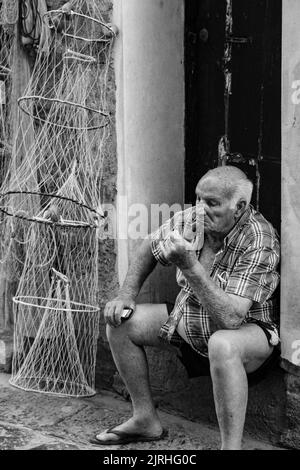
(198, 200, 209, 214)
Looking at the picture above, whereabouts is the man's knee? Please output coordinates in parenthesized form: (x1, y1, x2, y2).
(105, 305, 142, 343)
(208, 330, 241, 365)
(106, 304, 167, 348)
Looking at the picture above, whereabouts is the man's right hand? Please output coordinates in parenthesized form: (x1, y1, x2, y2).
(104, 296, 136, 328)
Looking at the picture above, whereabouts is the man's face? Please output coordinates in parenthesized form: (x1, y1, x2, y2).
(195, 176, 237, 236)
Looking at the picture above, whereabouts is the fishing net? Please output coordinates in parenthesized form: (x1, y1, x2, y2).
(0, 0, 116, 394)
(1, 0, 115, 206)
(0, 0, 114, 294)
(9, 268, 100, 397)
(0, 17, 13, 185)
(0, 191, 100, 303)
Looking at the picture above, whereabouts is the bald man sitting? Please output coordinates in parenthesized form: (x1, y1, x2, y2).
(93, 166, 280, 450)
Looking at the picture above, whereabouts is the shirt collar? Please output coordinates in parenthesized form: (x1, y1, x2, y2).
(223, 205, 253, 247)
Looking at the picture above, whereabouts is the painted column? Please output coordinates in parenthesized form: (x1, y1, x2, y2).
(281, 0, 300, 374)
(114, 0, 185, 302)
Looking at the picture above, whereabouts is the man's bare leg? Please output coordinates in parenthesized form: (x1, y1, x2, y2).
(208, 324, 274, 450)
(96, 304, 173, 442)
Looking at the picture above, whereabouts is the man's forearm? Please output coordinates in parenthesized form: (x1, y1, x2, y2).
(119, 237, 158, 299)
(181, 262, 245, 329)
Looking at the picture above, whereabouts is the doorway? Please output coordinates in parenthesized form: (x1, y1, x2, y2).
(185, 0, 282, 232)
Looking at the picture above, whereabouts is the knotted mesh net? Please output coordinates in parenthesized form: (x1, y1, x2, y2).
(2, 0, 115, 396)
(10, 270, 100, 397)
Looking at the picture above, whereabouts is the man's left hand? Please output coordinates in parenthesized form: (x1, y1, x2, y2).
(160, 230, 198, 270)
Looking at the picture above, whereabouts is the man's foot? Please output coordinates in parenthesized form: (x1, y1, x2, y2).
(92, 417, 165, 445)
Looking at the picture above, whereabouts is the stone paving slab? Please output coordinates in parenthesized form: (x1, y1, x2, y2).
(0, 421, 84, 450)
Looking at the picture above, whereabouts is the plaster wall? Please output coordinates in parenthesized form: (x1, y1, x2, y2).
(279, 0, 300, 449)
(113, 0, 185, 304)
(281, 0, 300, 371)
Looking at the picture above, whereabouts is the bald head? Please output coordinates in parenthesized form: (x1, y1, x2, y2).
(199, 166, 253, 208)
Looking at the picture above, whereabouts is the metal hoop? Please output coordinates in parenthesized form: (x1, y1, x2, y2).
(13, 295, 100, 314)
(0, 64, 11, 75)
(63, 49, 97, 64)
(8, 380, 96, 398)
(17, 95, 110, 131)
(43, 9, 117, 43)
(0, 191, 103, 228)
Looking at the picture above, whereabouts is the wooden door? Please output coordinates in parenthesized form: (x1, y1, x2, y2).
(185, 0, 282, 232)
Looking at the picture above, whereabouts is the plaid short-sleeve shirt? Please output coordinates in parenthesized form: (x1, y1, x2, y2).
(150, 205, 280, 357)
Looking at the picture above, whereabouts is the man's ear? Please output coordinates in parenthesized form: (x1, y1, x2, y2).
(234, 199, 247, 218)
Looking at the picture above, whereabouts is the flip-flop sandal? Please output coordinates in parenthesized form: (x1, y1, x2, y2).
(90, 426, 168, 446)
